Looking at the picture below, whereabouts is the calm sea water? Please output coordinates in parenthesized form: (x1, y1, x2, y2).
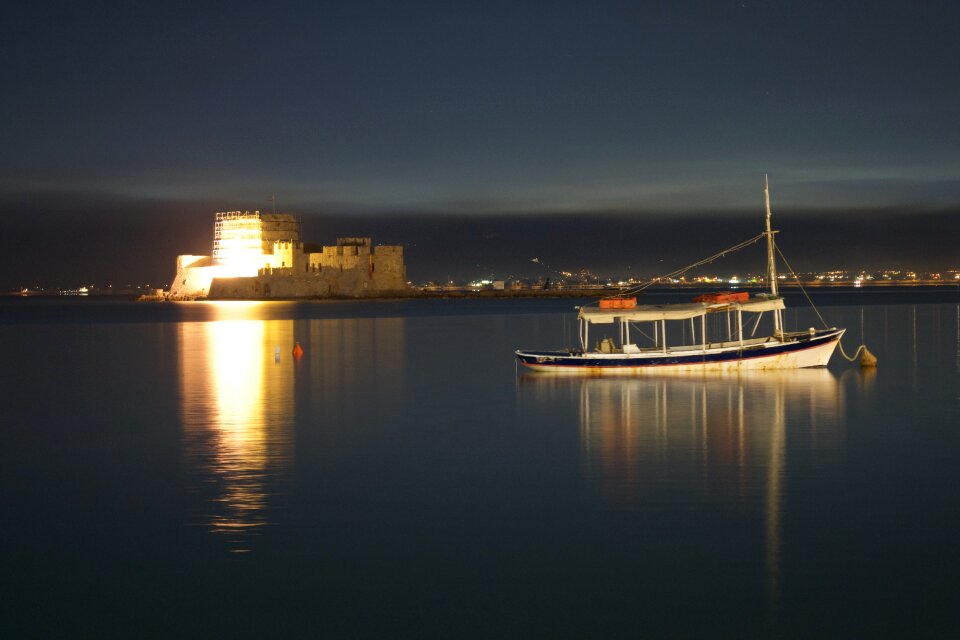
(2, 292, 959, 638)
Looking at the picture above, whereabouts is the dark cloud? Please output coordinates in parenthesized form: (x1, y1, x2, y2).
(2, 189, 956, 289)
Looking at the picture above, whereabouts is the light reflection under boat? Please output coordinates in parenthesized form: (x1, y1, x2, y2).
(518, 368, 861, 611)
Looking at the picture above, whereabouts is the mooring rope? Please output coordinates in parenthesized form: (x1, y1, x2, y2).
(836, 341, 868, 362)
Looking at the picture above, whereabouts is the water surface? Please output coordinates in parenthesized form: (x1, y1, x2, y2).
(1, 296, 958, 637)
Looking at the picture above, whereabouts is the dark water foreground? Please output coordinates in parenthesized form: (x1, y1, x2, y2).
(1, 296, 958, 638)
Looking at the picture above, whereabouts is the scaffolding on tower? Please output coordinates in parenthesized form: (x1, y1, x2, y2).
(212, 211, 264, 266)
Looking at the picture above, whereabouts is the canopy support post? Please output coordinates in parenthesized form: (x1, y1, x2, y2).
(737, 306, 744, 347)
(701, 314, 706, 353)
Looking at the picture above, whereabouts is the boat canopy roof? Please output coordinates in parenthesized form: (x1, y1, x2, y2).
(578, 297, 785, 324)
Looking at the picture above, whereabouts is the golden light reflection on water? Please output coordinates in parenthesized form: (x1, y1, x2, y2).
(179, 303, 295, 553)
(520, 370, 863, 614)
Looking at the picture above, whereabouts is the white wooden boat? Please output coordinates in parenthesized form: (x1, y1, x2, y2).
(515, 178, 844, 374)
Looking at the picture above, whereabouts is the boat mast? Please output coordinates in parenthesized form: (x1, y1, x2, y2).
(764, 174, 782, 334)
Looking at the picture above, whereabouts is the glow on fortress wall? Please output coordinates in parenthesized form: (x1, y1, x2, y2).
(169, 210, 294, 297)
(213, 211, 266, 276)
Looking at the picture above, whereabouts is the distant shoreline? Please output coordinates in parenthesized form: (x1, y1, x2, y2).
(151, 279, 960, 301)
(5, 280, 960, 302)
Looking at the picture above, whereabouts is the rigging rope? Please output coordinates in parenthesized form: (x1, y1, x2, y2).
(599, 232, 768, 303)
(774, 244, 829, 329)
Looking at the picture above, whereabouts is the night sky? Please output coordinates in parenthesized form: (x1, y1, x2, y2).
(3, 0, 959, 287)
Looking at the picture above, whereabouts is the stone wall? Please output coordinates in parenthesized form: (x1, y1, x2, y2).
(371, 245, 406, 290)
(258, 214, 300, 251)
(262, 240, 301, 271)
(169, 255, 214, 298)
(299, 240, 406, 293)
(208, 267, 407, 299)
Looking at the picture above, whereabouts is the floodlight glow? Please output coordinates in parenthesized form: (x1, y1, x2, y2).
(213, 211, 265, 276)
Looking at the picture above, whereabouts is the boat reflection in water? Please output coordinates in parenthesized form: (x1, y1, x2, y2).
(520, 369, 859, 607)
(178, 303, 296, 553)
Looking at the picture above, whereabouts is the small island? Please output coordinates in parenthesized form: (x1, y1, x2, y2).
(165, 211, 407, 300)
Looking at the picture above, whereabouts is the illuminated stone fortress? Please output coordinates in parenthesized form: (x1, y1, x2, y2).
(168, 211, 407, 299)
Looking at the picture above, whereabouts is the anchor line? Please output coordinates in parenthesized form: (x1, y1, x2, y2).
(836, 341, 868, 363)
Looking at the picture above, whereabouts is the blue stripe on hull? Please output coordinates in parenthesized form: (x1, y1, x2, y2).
(516, 331, 842, 370)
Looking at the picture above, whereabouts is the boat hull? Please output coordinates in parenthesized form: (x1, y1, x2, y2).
(516, 329, 845, 375)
